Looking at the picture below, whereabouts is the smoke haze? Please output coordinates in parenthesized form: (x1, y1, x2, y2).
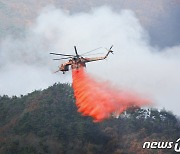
(0, 6, 180, 115)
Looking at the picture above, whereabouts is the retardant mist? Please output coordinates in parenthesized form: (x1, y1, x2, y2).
(72, 68, 150, 122)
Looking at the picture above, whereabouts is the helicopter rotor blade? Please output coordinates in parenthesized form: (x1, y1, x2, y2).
(81, 47, 102, 56)
(106, 45, 113, 51)
(110, 45, 113, 50)
(83, 52, 104, 56)
(50, 52, 74, 56)
(53, 57, 72, 60)
(74, 46, 78, 56)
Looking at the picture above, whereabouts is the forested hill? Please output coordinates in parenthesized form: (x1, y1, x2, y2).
(0, 83, 179, 154)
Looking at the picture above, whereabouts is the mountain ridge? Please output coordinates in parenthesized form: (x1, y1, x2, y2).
(0, 83, 179, 154)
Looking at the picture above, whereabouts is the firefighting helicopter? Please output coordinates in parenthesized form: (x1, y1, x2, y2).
(50, 45, 114, 74)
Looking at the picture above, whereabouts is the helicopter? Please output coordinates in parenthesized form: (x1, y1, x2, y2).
(50, 45, 114, 74)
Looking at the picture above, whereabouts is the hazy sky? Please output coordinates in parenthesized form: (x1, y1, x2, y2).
(0, 6, 180, 115)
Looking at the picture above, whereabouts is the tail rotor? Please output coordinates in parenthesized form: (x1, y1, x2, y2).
(106, 45, 114, 54)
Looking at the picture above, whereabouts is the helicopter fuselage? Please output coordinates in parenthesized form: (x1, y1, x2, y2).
(60, 57, 87, 73)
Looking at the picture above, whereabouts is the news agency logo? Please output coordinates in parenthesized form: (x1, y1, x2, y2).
(142, 138, 180, 152)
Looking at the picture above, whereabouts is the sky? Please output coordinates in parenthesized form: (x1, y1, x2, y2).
(0, 6, 180, 115)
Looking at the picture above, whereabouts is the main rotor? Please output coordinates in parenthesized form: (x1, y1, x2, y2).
(50, 45, 113, 61)
(50, 46, 81, 61)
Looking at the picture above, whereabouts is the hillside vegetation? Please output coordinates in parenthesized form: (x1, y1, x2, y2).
(0, 83, 179, 154)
